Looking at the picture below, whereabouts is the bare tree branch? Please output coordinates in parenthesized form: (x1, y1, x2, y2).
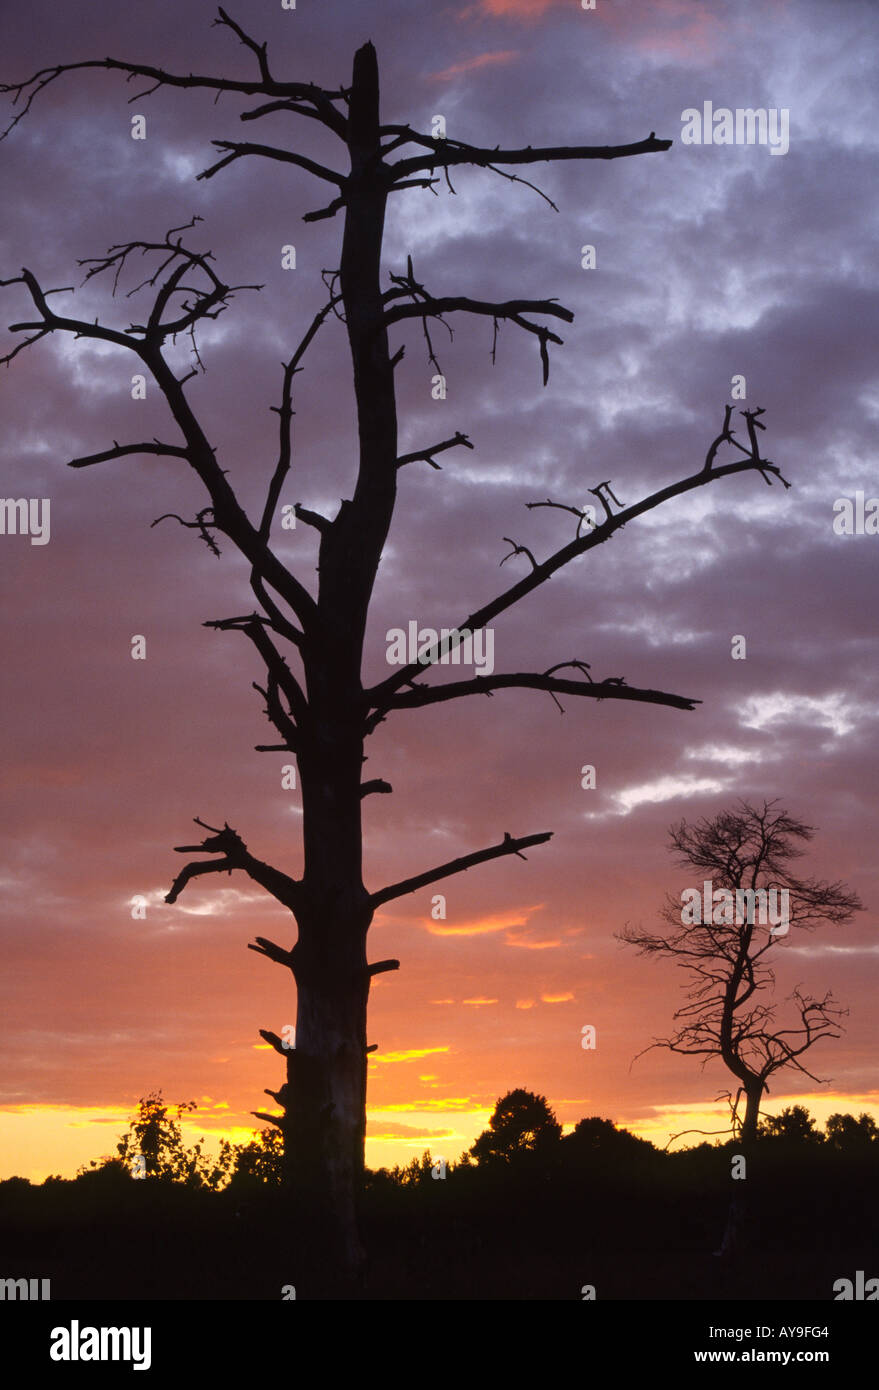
(364, 410, 791, 712)
(165, 818, 302, 911)
(385, 131, 673, 185)
(366, 671, 696, 732)
(196, 139, 346, 187)
(252, 1110, 284, 1130)
(66, 440, 192, 469)
(1, 259, 321, 634)
(361, 779, 392, 798)
(1, 17, 348, 142)
(500, 536, 539, 572)
(366, 959, 400, 976)
(204, 615, 308, 739)
(248, 936, 295, 967)
(213, 6, 273, 85)
(151, 507, 222, 557)
(258, 1028, 288, 1055)
(397, 431, 473, 471)
(525, 497, 596, 538)
(74, 220, 263, 344)
(239, 97, 345, 137)
(258, 285, 345, 543)
(369, 830, 552, 908)
(385, 293, 572, 385)
(249, 571, 304, 650)
(1, 268, 143, 356)
(302, 194, 348, 223)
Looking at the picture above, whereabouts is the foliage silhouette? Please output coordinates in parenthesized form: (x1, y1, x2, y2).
(469, 1088, 562, 1165)
(565, 1116, 656, 1157)
(81, 1091, 234, 1191)
(759, 1104, 823, 1145)
(228, 1127, 284, 1189)
(824, 1111, 879, 1152)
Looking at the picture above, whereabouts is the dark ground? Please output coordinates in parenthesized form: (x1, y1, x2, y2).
(1, 1143, 875, 1301)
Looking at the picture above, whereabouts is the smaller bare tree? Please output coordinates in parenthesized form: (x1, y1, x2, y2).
(620, 800, 863, 1148)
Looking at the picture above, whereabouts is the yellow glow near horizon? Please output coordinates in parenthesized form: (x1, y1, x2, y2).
(623, 1092, 879, 1149)
(3, 1091, 878, 1182)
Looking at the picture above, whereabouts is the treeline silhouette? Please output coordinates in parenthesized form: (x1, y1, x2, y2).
(1, 1089, 876, 1299)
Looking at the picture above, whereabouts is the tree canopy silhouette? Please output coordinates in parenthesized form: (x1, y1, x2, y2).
(758, 1104, 823, 1145)
(565, 1116, 655, 1159)
(111, 1091, 234, 1190)
(824, 1111, 879, 1152)
(469, 1088, 562, 1165)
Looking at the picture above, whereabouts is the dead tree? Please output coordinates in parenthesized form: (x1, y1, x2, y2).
(619, 800, 862, 1251)
(620, 800, 862, 1143)
(2, 11, 791, 1286)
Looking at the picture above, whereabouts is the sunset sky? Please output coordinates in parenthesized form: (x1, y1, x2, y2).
(1, 0, 877, 1182)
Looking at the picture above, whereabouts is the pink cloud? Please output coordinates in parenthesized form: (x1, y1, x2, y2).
(505, 933, 561, 949)
(429, 48, 519, 82)
(457, 0, 732, 64)
(459, 0, 558, 16)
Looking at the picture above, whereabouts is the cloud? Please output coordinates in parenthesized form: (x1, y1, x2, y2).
(366, 1122, 455, 1139)
(425, 906, 541, 936)
(461, 0, 559, 16)
(611, 774, 732, 815)
(458, 0, 729, 64)
(684, 742, 765, 766)
(505, 932, 561, 949)
(737, 691, 863, 738)
(429, 49, 519, 82)
(369, 1098, 488, 1114)
(368, 1046, 451, 1066)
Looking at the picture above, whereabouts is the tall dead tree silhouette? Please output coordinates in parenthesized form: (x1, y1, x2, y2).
(1, 10, 791, 1286)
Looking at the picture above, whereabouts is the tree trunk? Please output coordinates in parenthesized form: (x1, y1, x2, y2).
(740, 1081, 762, 1148)
(277, 40, 396, 1293)
(284, 704, 373, 1290)
(715, 1080, 763, 1259)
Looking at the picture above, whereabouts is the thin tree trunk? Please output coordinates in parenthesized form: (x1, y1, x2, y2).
(715, 1081, 762, 1259)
